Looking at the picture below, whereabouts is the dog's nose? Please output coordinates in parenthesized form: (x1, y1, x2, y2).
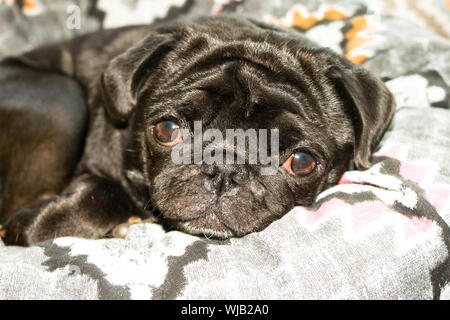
(201, 163, 249, 193)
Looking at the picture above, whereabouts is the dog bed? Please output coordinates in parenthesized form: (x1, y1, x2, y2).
(0, 0, 449, 299)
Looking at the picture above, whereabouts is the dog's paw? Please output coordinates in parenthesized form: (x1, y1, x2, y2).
(0, 208, 39, 246)
(111, 216, 158, 239)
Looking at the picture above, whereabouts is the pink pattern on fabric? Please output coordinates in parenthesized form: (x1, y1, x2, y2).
(400, 215, 434, 240)
(373, 144, 404, 159)
(399, 162, 428, 185)
(300, 198, 432, 238)
(346, 142, 450, 216)
(211, 0, 236, 15)
(303, 198, 341, 224)
(304, 142, 446, 239)
(426, 188, 450, 214)
(338, 173, 353, 185)
(349, 201, 391, 232)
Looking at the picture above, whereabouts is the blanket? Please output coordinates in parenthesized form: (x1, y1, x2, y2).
(0, 0, 449, 299)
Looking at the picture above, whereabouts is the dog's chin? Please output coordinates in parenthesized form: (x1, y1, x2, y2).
(165, 214, 234, 239)
(156, 197, 243, 239)
(150, 167, 294, 239)
(155, 191, 287, 239)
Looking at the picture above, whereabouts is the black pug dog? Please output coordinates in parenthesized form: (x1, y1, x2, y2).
(0, 16, 395, 246)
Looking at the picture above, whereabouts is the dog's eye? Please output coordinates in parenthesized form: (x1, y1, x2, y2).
(154, 121, 182, 146)
(283, 151, 316, 176)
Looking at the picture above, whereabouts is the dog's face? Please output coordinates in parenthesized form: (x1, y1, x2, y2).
(101, 16, 395, 238)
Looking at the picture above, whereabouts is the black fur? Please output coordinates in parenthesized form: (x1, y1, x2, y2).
(0, 16, 395, 246)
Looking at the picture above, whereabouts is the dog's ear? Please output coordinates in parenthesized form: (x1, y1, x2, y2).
(329, 65, 396, 170)
(100, 32, 175, 125)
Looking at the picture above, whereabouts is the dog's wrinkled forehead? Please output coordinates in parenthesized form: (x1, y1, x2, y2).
(158, 19, 323, 90)
(146, 24, 329, 120)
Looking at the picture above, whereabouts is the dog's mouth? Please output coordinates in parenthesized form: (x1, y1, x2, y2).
(149, 187, 288, 239)
(144, 197, 234, 239)
(147, 165, 294, 239)
(163, 213, 235, 240)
